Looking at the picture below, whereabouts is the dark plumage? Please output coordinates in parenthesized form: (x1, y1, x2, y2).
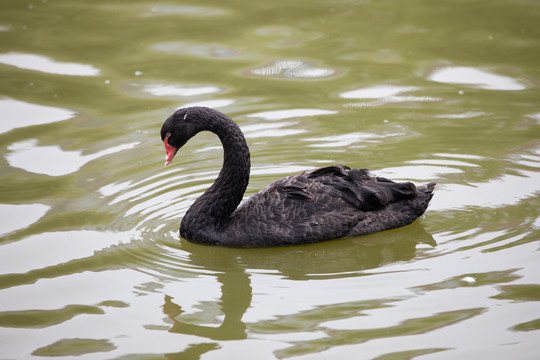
(161, 107, 435, 247)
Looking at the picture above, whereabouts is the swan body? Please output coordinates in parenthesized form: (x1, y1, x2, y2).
(161, 107, 435, 247)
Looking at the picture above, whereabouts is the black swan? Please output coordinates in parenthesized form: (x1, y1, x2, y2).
(161, 107, 435, 247)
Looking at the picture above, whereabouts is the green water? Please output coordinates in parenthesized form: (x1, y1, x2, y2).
(1, 0, 539, 359)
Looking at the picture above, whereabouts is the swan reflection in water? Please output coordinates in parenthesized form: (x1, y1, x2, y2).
(160, 223, 435, 359)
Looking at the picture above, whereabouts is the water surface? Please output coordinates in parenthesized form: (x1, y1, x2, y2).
(1, 0, 539, 359)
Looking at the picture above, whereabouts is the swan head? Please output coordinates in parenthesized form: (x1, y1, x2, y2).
(161, 107, 210, 166)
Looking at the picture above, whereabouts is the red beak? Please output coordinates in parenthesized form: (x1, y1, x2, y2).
(164, 135, 177, 166)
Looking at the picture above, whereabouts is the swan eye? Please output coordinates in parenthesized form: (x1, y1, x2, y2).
(163, 132, 173, 144)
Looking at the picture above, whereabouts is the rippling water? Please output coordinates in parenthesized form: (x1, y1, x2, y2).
(1, 0, 539, 359)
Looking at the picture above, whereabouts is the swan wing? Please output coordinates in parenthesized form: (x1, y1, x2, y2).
(230, 165, 421, 245)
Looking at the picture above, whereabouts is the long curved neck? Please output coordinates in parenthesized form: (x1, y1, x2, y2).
(185, 113, 250, 229)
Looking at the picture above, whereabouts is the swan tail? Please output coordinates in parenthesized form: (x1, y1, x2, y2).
(347, 181, 436, 237)
(417, 182, 436, 216)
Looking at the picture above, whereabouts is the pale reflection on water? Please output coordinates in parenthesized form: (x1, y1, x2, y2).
(6, 139, 139, 176)
(0, 204, 50, 236)
(247, 108, 338, 120)
(143, 84, 222, 97)
(0, 99, 75, 134)
(0, 53, 101, 76)
(340, 84, 442, 106)
(428, 66, 527, 91)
